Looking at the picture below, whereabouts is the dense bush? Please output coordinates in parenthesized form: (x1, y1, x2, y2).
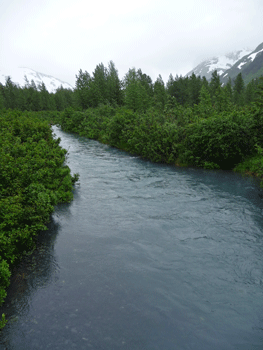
(180, 109, 257, 169)
(57, 98, 263, 187)
(0, 110, 79, 311)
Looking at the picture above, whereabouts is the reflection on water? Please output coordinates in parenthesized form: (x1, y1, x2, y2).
(1, 127, 263, 350)
(0, 217, 62, 349)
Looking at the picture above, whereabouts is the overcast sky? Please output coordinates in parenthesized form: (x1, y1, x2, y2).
(1, 0, 263, 87)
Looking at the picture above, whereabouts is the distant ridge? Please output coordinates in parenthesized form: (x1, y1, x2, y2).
(220, 42, 263, 84)
(0, 67, 73, 93)
(186, 48, 251, 81)
(185, 42, 263, 84)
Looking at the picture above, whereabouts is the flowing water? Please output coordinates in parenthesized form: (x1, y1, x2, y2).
(1, 126, 263, 349)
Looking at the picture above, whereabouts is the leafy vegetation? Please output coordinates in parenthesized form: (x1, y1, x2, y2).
(1, 62, 262, 180)
(0, 62, 263, 329)
(0, 314, 7, 329)
(0, 110, 79, 327)
(61, 73, 263, 186)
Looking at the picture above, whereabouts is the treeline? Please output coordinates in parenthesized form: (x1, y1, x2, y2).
(56, 76, 263, 179)
(0, 61, 262, 112)
(0, 110, 79, 326)
(1, 60, 262, 180)
(0, 77, 74, 111)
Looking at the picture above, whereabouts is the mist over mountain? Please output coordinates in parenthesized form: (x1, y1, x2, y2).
(220, 42, 263, 84)
(186, 48, 252, 81)
(0, 67, 73, 93)
(1, 42, 263, 94)
(186, 42, 263, 85)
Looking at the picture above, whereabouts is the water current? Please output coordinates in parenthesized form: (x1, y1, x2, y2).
(1, 126, 263, 349)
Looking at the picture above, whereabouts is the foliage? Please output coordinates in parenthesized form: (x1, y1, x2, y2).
(0, 314, 7, 330)
(56, 83, 263, 184)
(1, 61, 262, 114)
(180, 109, 256, 169)
(234, 144, 263, 187)
(233, 73, 245, 106)
(1, 63, 263, 329)
(0, 110, 79, 312)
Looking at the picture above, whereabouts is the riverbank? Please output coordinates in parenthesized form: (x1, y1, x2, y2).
(0, 110, 79, 328)
(1, 124, 263, 349)
(55, 105, 263, 188)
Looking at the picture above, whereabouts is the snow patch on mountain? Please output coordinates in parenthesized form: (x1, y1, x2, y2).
(0, 67, 73, 93)
(186, 48, 251, 80)
(247, 48, 263, 62)
(238, 61, 246, 69)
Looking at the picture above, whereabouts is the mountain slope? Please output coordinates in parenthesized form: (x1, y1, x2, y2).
(0, 67, 73, 93)
(186, 48, 251, 80)
(220, 42, 263, 85)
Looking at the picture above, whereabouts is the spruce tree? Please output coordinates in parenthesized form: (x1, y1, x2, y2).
(233, 73, 245, 106)
(245, 79, 255, 104)
(107, 61, 123, 106)
(123, 68, 150, 112)
(75, 69, 92, 109)
(209, 70, 221, 100)
(39, 82, 51, 110)
(0, 84, 4, 110)
(189, 73, 202, 106)
(92, 63, 108, 105)
(153, 75, 167, 110)
(3, 77, 18, 109)
(198, 85, 213, 118)
(225, 78, 233, 102)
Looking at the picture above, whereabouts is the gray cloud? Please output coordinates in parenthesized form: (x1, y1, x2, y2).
(1, 0, 263, 86)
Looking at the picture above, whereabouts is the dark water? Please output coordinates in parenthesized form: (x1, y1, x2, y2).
(1, 126, 263, 350)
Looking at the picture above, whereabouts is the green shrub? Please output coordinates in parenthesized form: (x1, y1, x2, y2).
(0, 110, 79, 312)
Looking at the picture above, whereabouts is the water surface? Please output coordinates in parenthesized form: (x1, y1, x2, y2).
(1, 126, 263, 349)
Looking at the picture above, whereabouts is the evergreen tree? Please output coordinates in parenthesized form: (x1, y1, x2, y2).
(166, 73, 175, 96)
(198, 85, 213, 118)
(17, 87, 27, 110)
(167, 75, 190, 106)
(39, 82, 51, 110)
(233, 73, 245, 106)
(214, 87, 229, 113)
(137, 69, 153, 97)
(123, 68, 151, 111)
(26, 80, 40, 111)
(92, 63, 108, 105)
(189, 73, 202, 106)
(49, 93, 57, 111)
(201, 76, 209, 90)
(245, 79, 255, 104)
(106, 61, 123, 106)
(3, 77, 18, 109)
(209, 70, 221, 99)
(254, 76, 263, 109)
(225, 78, 233, 103)
(0, 84, 4, 110)
(54, 87, 67, 111)
(153, 74, 167, 110)
(75, 69, 92, 109)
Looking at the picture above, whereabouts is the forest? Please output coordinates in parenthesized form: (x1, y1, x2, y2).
(0, 62, 263, 328)
(1, 61, 261, 176)
(0, 62, 262, 111)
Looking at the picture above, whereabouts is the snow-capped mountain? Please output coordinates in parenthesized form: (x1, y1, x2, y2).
(0, 67, 73, 93)
(220, 42, 263, 85)
(186, 48, 252, 81)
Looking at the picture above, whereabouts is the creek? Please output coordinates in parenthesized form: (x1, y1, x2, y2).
(1, 126, 263, 349)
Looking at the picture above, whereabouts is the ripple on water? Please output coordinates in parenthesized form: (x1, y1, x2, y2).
(1, 126, 263, 350)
